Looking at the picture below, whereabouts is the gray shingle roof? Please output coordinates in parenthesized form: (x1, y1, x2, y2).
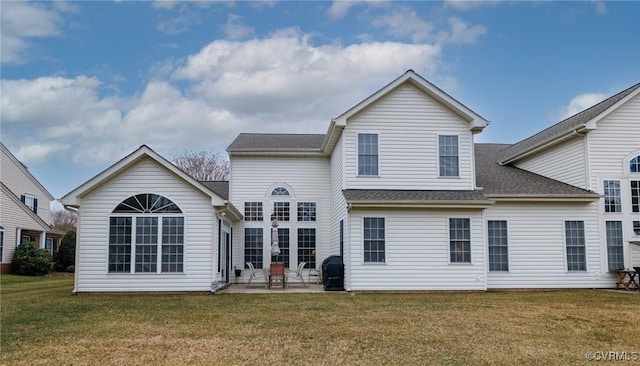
(227, 133, 325, 152)
(343, 189, 488, 202)
(200, 181, 229, 200)
(499, 83, 640, 163)
(476, 143, 600, 198)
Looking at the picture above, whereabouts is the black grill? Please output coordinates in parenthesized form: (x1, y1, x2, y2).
(322, 255, 344, 291)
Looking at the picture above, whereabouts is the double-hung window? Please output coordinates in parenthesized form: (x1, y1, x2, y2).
(439, 135, 459, 177)
(603, 180, 621, 212)
(488, 220, 508, 271)
(605, 221, 624, 271)
(358, 134, 378, 176)
(298, 228, 316, 269)
(450, 218, 471, 263)
(244, 202, 263, 221)
(631, 181, 640, 213)
(108, 194, 184, 274)
(244, 228, 263, 269)
(20, 194, 37, 214)
(363, 217, 385, 263)
(565, 220, 586, 271)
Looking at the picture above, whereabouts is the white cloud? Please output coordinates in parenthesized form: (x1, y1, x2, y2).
(327, 0, 387, 21)
(222, 14, 254, 40)
(0, 1, 76, 64)
(438, 17, 486, 44)
(590, 1, 607, 15)
(558, 92, 607, 120)
(372, 7, 434, 43)
(2, 30, 448, 168)
(443, 0, 500, 11)
(155, 4, 202, 35)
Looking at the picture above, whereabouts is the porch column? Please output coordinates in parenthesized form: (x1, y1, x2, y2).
(40, 231, 46, 249)
(16, 228, 22, 246)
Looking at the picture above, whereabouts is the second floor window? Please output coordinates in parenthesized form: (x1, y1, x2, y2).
(244, 202, 263, 221)
(603, 180, 621, 213)
(630, 155, 640, 173)
(439, 135, 459, 177)
(21, 194, 37, 214)
(358, 133, 378, 176)
(631, 181, 640, 213)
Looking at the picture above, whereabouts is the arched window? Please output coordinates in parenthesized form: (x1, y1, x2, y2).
(271, 187, 290, 196)
(630, 155, 640, 173)
(109, 194, 184, 274)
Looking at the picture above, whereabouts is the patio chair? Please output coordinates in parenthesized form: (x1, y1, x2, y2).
(286, 262, 307, 288)
(308, 266, 322, 285)
(246, 262, 267, 288)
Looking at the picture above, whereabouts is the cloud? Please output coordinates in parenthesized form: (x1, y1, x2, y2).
(155, 4, 203, 35)
(327, 0, 386, 21)
(557, 92, 607, 120)
(590, 1, 607, 15)
(0, 1, 76, 64)
(222, 14, 254, 40)
(438, 17, 486, 44)
(2, 30, 447, 168)
(443, 0, 500, 11)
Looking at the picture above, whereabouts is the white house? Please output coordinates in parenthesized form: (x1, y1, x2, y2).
(60, 70, 640, 292)
(1, 143, 63, 273)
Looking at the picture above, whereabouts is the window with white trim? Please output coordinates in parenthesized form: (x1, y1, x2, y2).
(631, 180, 640, 213)
(488, 220, 508, 271)
(439, 135, 459, 177)
(633, 221, 640, 236)
(45, 238, 54, 255)
(603, 180, 621, 212)
(272, 202, 290, 221)
(565, 220, 586, 271)
(363, 217, 385, 263)
(297, 202, 316, 222)
(630, 155, 640, 173)
(244, 228, 263, 269)
(244, 202, 263, 221)
(605, 221, 624, 271)
(21, 194, 37, 214)
(450, 218, 471, 263)
(271, 187, 290, 196)
(108, 194, 184, 274)
(358, 133, 378, 176)
(277, 228, 290, 268)
(297, 228, 316, 269)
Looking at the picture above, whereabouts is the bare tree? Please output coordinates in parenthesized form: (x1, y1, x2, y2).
(172, 150, 230, 181)
(50, 208, 78, 233)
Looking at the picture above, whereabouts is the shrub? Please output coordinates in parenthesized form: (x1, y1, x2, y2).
(11, 242, 53, 276)
(55, 231, 76, 272)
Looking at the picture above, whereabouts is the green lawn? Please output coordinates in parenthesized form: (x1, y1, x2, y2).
(1, 275, 638, 365)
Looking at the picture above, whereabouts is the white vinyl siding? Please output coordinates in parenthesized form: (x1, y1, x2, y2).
(515, 136, 587, 189)
(347, 209, 485, 291)
(74, 157, 216, 292)
(485, 202, 603, 289)
(342, 84, 475, 190)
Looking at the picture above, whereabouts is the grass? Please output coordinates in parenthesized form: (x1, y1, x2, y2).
(1, 275, 639, 365)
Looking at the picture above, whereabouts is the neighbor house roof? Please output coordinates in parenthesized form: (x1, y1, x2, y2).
(476, 143, 601, 200)
(227, 133, 325, 154)
(0, 142, 55, 201)
(1, 182, 53, 233)
(499, 83, 640, 164)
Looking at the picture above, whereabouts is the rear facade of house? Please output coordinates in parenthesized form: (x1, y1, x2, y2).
(61, 71, 640, 292)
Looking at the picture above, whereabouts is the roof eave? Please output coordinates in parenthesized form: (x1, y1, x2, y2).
(347, 200, 494, 209)
(500, 127, 589, 165)
(228, 150, 324, 157)
(486, 194, 601, 202)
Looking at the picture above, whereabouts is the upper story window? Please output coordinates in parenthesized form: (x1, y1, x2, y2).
(20, 194, 37, 214)
(630, 155, 640, 173)
(113, 193, 181, 214)
(631, 181, 640, 213)
(244, 202, 263, 221)
(272, 202, 290, 221)
(297, 202, 316, 222)
(603, 180, 621, 213)
(271, 187, 290, 196)
(358, 133, 378, 176)
(439, 135, 459, 177)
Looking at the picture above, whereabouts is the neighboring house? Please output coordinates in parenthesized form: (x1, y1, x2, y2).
(60, 70, 640, 292)
(0, 143, 63, 273)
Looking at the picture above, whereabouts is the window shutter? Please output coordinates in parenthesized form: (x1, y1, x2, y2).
(21, 195, 25, 203)
(33, 198, 38, 214)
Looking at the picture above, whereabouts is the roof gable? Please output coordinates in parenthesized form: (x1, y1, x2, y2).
(60, 145, 228, 207)
(1, 182, 52, 232)
(0, 142, 55, 201)
(499, 83, 640, 164)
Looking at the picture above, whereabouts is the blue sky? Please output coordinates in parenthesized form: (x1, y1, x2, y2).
(1, 0, 639, 201)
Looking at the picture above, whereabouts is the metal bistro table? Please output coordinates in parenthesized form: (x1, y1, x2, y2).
(612, 269, 638, 291)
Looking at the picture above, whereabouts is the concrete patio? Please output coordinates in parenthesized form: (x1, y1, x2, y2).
(216, 283, 330, 294)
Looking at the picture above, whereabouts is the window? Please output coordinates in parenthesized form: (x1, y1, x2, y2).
(298, 228, 316, 269)
(244, 202, 263, 221)
(45, 238, 54, 255)
(633, 221, 640, 236)
(108, 194, 183, 274)
(297, 202, 316, 222)
(565, 221, 586, 271)
(277, 228, 290, 268)
(363, 217, 385, 263)
(109, 217, 132, 273)
(488, 220, 508, 271)
(272, 202, 290, 221)
(631, 181, 640, 213)
(244, 228, 263, 269)
(20, 194, 38, 214)
(605, 221, 624, 271)
(439, 135, 459, 177)
(358, 133, 378, 176)
(271, 187, 290, 196)
(450, 218, 471, 263)
(630, 155, 640, 173)
(603, 180, 621, 212)
(0, 226, 4, 262)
